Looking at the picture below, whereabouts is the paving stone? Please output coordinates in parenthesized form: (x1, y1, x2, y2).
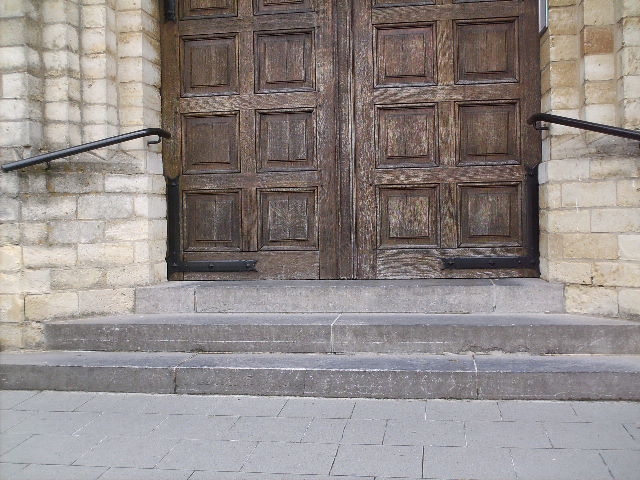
(422, 446, 517, 480)
(571, 401, 640, 423)
(384, 419, 466, 447)
(511, 448, 614, 480)
(151, 414, 238, 440)
(242, 442, 338, 475)
(0, 410, 30, 433)
(278, 397, 355, 418)
(157, 439, 256, 471)
(498, 400, 579, 422)
(425, 399, 502, 421)
(544, 422, 638, 449)
(191, 473, 371, 480)
(142, 394, 216, 415)
(623, 423, 640, 442)
(11, 391, 96, 412)
(0, 463, 28, 478)
(340, 418, 387, 444)
(331, 444, 423, 478)
(74, 435, 179, 468)
(75, 393, 153, 413)
(600, 449, 640, 480)
(465, 421, 553, 448)
(7, 411, 99, 435)
(0, 434, 102, 465)
(9, 464, 108, 480)
(0, 433, 31, 455)
(351, 398, 426, 420)
(76, 412, 167, 437)
(224, 416, 311, 442)
(99, 467, 194, 480)
(0, 390, 38, 410)
(301, 418, 347, 443)
(208, 396, 287, 417)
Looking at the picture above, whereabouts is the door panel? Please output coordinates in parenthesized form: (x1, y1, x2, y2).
(163, 0, 338, 279)
(353, 0, 540, 278)
(162, 0, 540, 280)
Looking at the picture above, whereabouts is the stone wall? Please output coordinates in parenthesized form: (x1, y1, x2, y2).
(0, 0, 165, 349)
(539, 0, 640, 318)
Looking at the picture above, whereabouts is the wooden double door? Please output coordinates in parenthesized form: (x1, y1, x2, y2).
(161, 0, 540, 280)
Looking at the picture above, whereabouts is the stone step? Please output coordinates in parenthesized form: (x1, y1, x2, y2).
(134, 279, 565, 314)
(1, 351, 639, 400)
(45, 313, 640, 355)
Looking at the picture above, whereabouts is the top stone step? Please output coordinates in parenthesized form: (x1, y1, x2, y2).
(135, 279, 565, 314)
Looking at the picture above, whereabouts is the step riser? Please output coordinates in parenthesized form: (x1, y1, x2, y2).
(135, 280, 565, 314)
(2, 364, 639, 401)
(45, 324, 640, 355)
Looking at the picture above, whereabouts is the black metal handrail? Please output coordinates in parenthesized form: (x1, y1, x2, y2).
(528, 113, 640, 141)
(1, 128, 171, 173)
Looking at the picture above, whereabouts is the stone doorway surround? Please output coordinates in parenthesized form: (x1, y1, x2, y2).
(0, 0, 639, 350)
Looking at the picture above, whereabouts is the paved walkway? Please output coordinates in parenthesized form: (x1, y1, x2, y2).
(0, 391, 638, 480)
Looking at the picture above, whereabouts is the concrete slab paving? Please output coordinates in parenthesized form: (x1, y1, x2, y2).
(0, 390, 639, 480)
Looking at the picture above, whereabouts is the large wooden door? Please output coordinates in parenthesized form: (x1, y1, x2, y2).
(162, 0, 540, 280)
(353, 0, 540, 278)
(162, 0, 339, 279)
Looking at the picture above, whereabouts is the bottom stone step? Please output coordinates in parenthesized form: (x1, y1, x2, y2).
(1, 351, 639, 400)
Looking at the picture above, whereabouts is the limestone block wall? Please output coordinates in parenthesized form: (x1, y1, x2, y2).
(539, 0, 640, 318)
(0, 0, 165, 349)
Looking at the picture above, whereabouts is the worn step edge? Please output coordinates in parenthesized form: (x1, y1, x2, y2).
(135, 279, 565, 314)
(1, 351, 639, 400)
(44, 313, 640, 355)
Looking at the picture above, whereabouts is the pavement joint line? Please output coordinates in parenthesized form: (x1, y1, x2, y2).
(490, 279, 497, 312)
(171, 353, 200, 394)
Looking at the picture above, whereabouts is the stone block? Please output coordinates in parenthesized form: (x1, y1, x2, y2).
(583, 0, 615, 25)
(0, 223, 20, 244)
(565, 285, 618, 316)
(550, 34, 579, 61)
(42, 23, 78, 51)
(51, 268, 103, 290)
(105, 264, 151, 287)
(619, 234, 640, 260)
(82, 78, 109, 104)
(544, 159, 590, 181)
(584, 80, 617, 105)
(620, 47, 640, 76)
(25, 291, 79, 320)
(547, 261, 593, 284)
(590, 157, 639, 179)
(0, 245, 22, 272)
(48, 173, 103, 194)
(619, 289, 640, 318)
(49, 220, 105, 244)
(0, 323, 22, 350)
(105, 219, 150, 241)
(561, 181, 617, 207)
(550, 60, 580, 87)
(550, 87, 581, 109)
(0, 121, 29, 147)
(23, 246, 77, 268)
(0, 269, 51, 294)
(561, 233, 618, 259)
(78, 194, 133, 220)
(22, 196, 76, 221)
(583, 26, 614, 55)
(78, 288, 135, 315)
(21, 223, 48, 244)
(540, 209, 591, 233)
(591, 208, 640, 232)
(617, 179, 640, 206)
(134, 195, 166, 218)
(549, 6, 579, 35)
(0, 294, 24, 322)
(78, 243, 135, 266)
(0, 196, 19, 221)
(584, 54, 616, 81)
(82, 4, 107, 28)
(583, 103, 617, 125)
(593, 262, 640, 287)
(105, 174, 152, 193)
